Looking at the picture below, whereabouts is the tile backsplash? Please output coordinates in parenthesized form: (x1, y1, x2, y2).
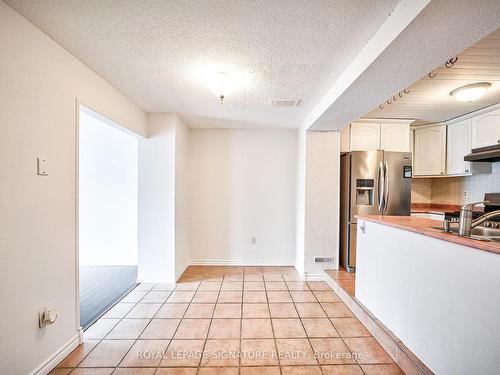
(412, 163, 500, 205)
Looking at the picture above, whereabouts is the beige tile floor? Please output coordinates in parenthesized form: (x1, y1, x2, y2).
(52, 266, 403, 375)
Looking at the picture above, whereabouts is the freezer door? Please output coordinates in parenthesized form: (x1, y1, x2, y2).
(382, 152, 412, 215)
(350, 151, 384, 219)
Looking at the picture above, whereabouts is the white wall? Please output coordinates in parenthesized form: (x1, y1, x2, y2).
(137, 113, 190, 282)
(295, 128, 307, 275)
(0, 3, 146, 374)
(303, 131, 340, 276)
(79, 109, 138, 266)
(138, 114, 176, 283)
(174, 116, 190, 277)
(189, 129, 297, 265)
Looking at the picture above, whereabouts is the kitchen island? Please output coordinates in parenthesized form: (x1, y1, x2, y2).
(355, 215, 500, 375)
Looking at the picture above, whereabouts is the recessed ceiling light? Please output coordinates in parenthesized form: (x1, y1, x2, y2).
(206, 72, 235, 104)
(450, 82, 491, 102)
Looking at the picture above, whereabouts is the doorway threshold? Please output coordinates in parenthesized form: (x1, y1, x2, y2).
(80, 265, 137, 329)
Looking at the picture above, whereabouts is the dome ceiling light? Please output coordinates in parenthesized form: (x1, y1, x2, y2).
(450, 82, 491, 102)
(206, 72, 235, 104)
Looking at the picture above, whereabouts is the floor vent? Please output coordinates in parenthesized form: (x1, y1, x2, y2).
(269, 99, 301, 107)
(315, 257, 334, 263)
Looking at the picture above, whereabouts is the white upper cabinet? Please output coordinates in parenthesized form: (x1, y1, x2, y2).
(447, 119, 472, 176)
(346, 120, 412, 152)
(350, 122, 380, 151)
(413, 125, 446, 176)
(471, 107, 500, 149)
(380, 123, 410, 152)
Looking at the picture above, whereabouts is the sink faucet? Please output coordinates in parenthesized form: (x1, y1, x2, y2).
(458, 201, 488, 236)
(458, 200, 500, 236)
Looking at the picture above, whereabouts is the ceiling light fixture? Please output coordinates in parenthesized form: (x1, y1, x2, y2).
(450, 82, 491, 102)
(207, 72, 235, 104)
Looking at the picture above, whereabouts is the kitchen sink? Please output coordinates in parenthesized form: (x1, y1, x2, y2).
(431, 225, 500, 242)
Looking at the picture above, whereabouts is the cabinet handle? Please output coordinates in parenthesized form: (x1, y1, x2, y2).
(360, 222, 366, 234)
(498, 140, 500, 144)
(465, 169, 470, 173)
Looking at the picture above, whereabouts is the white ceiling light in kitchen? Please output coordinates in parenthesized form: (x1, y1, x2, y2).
(450, 82, 491, 102)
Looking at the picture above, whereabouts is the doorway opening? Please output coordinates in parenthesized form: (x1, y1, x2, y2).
(78, 106, 139, 329)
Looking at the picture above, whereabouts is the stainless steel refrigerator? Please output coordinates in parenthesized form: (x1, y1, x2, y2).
(340, 151, 412, 272)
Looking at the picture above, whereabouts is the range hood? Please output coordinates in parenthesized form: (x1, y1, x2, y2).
(464, 144, 500, 162)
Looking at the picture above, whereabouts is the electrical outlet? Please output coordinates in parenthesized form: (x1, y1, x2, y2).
(463, 191, 469, 198)
(38, 307, 57, 328)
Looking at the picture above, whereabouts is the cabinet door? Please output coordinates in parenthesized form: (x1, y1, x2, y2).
(471, 108, 500, 149)
(413, 125, 446, 176)
(380, 123, 410, 152)
(350, 122, 380, 151)
(447, 120, 472, 176)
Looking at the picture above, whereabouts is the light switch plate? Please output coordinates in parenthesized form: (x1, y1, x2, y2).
(37, 157, 48, 176)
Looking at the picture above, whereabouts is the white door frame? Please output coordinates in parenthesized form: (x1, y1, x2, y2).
(74, 99, 144, 337)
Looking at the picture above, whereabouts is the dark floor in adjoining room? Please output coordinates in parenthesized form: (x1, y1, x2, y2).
(79, 265, 137, 329)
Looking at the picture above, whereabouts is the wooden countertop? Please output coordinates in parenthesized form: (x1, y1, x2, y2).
(411, 203, 462, 214)
(410, 203, 484, 214)
(356, 215, 500, 255)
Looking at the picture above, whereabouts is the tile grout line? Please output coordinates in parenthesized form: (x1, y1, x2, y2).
(195, 269, 223, 374)
(311, 281, 374, 374)
(116, 285, 172, 371)
(286, 274, 321, 372)
(156, 279, 199, 373)
(265, 272, 283, 375)
(75, 284, 151, 371)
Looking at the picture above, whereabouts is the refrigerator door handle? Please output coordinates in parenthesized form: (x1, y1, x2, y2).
(383, 161, 389, 213)
(377, 161, 384, 213)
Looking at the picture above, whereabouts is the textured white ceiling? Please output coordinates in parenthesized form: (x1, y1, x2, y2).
(365, 29, 500, 125)
(4, 0, 399, 129)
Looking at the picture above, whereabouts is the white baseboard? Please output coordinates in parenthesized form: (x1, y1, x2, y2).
(78, 326, 84, 344)
(189, 259, 296, 267)
(30, 333, 80, 375)
(136, 276, 175, 284)
(137, 260, 312, 284)
(303, 273, 325, 281)
(136, 263, 189, 284)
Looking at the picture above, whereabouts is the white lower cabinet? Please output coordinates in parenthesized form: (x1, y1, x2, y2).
(356, 220, 500, 375)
